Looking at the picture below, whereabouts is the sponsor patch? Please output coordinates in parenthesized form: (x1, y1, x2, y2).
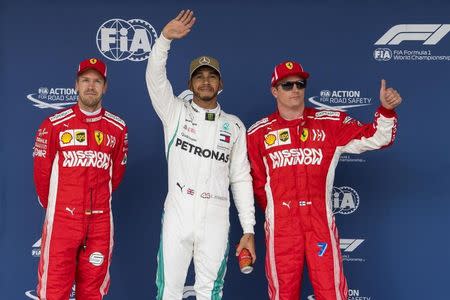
(59, 129, 87, 147)
(279, 130, 290, 142)
(219, 132, 231, 143)
(75, 130, 87, 144)
(104, 111, 125, 126)
(89, 252, 104, 266)
(315, 110, 340, 118)
(265, 133, 276, 146)
(222, 122, 230, 131)
(175, 138, 229, 163)
(49, 109, 73, 122)
(269, 148, 323, 169)
(343, 116, 354, 124)
(38, 128, 48, 137)
(33, 148, 47, 158)
(247, 117, 268, 133)
(106, 134, 116, 147)
(62, 150, 111, 169)
(205, 112, 215, 121)
(312, 129, 326, 142)
(61, 131, 73, 145)
(86, 116, 102, 123)
(264, 128, 291, 149)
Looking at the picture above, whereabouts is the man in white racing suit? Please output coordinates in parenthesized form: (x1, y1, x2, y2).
(145, 10, 256, 300)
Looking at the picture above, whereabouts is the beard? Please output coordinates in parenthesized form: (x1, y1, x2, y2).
(192, 89, 219, 102)
(78, 93, 102, 109)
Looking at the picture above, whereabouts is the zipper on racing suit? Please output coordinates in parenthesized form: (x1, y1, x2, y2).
(83, 188, 93, 251)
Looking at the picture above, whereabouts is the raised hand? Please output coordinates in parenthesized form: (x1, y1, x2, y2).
(162, 10, 196, 40)
(380, 79, 402, 110)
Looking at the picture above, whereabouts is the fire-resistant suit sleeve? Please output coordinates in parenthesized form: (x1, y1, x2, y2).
(33, 119, 57, 208)
(146, 34, 181, 127)
(335, 106, 398, 153)
(112, 125, 128, 191)
(246, 128, 268, 211)
(229, 119, 256, 234)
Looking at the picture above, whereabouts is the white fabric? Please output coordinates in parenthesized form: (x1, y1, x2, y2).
(146, 36, 255, 300)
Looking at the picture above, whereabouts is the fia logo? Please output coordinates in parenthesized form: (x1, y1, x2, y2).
(96, 18, 158, 62)
(373, 48, 393, 61)
(330, 186, 360, 215)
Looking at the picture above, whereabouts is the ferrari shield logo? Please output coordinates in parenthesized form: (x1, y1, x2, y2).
(300, 128, 309, 142)
(95, 130, 104, 145)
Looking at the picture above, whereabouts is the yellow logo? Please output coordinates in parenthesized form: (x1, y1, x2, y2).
(95, 130, 104, 145)
(89, 58, 97, 65)
(285, 62, 293, 70)
(265, 133, 277, 146)
(300, 128, 309, 142)
(75, 131, 86, 143)
(61, 132, 73, 144)
(279, 130, 289, 142)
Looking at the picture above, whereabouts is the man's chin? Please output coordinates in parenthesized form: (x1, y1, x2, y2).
(199, 96, 215, 102)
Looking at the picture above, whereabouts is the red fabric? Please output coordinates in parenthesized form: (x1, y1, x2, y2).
(271, 61, 310, 86)
(247, 106, 397, 300)
(77, 58, 107, 79)
(33, 104, 127, 299)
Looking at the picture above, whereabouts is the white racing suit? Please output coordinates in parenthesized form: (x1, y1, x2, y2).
(146, 35, 256, 300)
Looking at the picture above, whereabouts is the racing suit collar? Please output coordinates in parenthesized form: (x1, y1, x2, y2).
(275, 108, 308, 127)
(190, 100, 221, 118)
(73, 104, 105, 123)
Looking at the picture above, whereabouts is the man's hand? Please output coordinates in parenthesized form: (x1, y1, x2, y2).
(236, 233, 256, 264)
(380, 79, 402, 110)
(162, 10, 196, 40)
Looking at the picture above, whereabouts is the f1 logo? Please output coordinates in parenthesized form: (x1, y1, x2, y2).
(375, 24, 450, 45)
(340, 239, 365, 252)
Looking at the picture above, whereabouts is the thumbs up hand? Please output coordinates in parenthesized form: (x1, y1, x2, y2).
(380, 79, 402, 110)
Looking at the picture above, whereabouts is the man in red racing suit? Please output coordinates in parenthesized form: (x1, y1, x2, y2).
(33, 58, 128, 300)
(247, 61, 402, 300)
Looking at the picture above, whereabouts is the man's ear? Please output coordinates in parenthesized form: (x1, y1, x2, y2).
(102, 81, 108, 95)
(271, 86, 278, 98)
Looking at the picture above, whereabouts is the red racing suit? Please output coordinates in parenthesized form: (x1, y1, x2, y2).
(246, 106, 397, 300)
(33, 104, 128, 300)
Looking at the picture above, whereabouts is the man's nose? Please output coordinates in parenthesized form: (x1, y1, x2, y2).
(292, 84, 303, 91)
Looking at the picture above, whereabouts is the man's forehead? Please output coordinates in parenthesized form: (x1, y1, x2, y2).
(279, 75, 304, 83)
(191, 66, 220, 76)
(78, 69, 105, 80)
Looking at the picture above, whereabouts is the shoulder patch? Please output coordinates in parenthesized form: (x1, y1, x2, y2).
(104, 111, 126, 126)
(49, 109, 74, 122)
(343, 116, 353, 124)
(247, 117, 269, 133)
(315, 111, 340, 118)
